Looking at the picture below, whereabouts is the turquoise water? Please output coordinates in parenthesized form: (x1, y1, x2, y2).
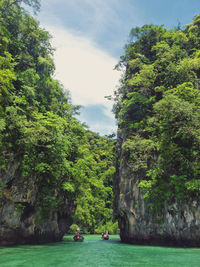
(0, 235, 200, 266)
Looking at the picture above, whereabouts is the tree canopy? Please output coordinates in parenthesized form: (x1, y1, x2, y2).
(114, 16, 200, 212)
(0, 0, 118, 234)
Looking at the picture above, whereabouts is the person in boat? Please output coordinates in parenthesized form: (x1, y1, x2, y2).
(102, 230, 109, 240)
(74, 229, 84, 241)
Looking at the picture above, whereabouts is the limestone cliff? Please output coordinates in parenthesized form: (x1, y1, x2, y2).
(113, 18, 200, 247)
(114, 130, 200, 247)
(0, 162, 74, 246)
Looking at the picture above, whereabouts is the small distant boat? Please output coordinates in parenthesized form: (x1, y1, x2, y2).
(101, 232, 109, 240)
(73, 233, 84, 242)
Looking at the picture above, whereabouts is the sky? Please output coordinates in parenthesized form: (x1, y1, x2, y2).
(36, 0, 200, 135)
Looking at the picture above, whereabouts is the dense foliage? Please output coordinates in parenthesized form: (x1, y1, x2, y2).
(70, 131, 118, 234)
(114, 17, 200, 212)
(0, 0, 118, 233)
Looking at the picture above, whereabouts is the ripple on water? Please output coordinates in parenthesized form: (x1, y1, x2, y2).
(0, 235, 200, 266)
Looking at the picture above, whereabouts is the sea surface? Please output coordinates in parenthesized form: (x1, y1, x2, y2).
(0, 235, 200, 266)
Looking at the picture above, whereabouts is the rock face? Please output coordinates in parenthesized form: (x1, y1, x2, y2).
(114, 130, 200, 247)
(0, 163, 74, 246)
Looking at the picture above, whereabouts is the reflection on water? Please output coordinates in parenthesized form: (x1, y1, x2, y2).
(0, 235, 200, 266)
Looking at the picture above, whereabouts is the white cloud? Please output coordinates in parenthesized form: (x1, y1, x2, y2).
(38, 0, 142, 59)
(38, 1, 126, 134)
(43, 24, 121, 111)
(77, 104, 117, 134)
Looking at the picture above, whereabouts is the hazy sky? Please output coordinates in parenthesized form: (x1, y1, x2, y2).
(36, 0, 200, 135)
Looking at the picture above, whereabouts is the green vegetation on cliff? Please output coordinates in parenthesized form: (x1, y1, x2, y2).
(72, 131, 118, 234)
(114, 17, 200, 212)
(0, 0, 118, 234)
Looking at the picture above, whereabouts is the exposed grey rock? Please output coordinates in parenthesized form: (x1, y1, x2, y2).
(0, 162, 73, 246)
(114, 129, 200, 247)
